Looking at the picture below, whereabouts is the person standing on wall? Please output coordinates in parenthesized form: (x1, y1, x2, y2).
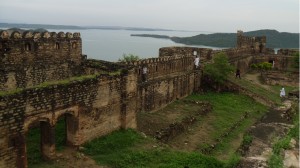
(142, 65, 148, 82)
(194, 56, 200, 69)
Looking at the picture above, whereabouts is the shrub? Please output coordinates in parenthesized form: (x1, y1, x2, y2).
(118, 53, 140, 62)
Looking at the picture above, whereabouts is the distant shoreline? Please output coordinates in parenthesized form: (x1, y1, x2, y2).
(0, 22, 175, 32)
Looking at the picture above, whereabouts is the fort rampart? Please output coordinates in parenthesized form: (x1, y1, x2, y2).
(0, 29, 298, 168)
(0, 30, 84, 91)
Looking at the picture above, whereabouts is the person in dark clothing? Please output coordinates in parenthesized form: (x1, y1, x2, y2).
(235, 69, 241, 79)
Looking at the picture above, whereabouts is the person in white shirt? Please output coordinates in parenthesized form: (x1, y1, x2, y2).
(194, 56, 200, 69)
(280, 87, 286, 98)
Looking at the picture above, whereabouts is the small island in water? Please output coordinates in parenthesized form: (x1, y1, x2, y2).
(131, 34, 170, 39)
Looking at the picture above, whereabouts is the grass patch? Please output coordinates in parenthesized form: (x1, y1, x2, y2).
(268, 154, 284, 168)
(241, 134, 253, 147)
(229, 76, 282, 104)
(27, 126, 42, 165)
(0, 88, 23, 97)
(55, 118, 66, 151)
(229, 74, 298, 105)
(83, 129, 229, 168)
(187, 92, 268, 140)
(183, 92, 268, 160)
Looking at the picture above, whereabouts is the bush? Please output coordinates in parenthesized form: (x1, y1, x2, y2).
(118, 53, 140, 62)
(251, 62, 272, 71)
(242, 134, 253, 147)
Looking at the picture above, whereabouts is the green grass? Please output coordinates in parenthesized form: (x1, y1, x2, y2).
(229, 74, 298, 105)
(183, 92, 268, 160)
(268, 154, 284, 168)
(0, 88, 23, 97)
(55, 118, 66, 151)
(241, 134, 253, 147)
(27, 126, 42, 165)
(229, 76, 281, 104)
(83, 129, 232, 168)
(269, 85, 298, 96)
(187, 92, 268, 140)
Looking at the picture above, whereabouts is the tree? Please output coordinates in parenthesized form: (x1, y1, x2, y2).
(118, 53, 140, 62)
(203, 52, 235, 84)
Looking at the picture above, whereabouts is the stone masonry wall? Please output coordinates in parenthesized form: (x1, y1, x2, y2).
(122, 55, 201, 112)
(0, 71, 137, 168)
(0, 30, 84, 91)
(137, 71, 200, 112)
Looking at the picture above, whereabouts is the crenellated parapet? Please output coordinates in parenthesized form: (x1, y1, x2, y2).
(159, 46, 213, 61)
(0, 29, 84, 92)
(0, 30, 81, 40)
(0, 30, 83, 66)
(124, 55, 195, 81)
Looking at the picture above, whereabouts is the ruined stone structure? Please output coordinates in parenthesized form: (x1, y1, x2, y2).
(236, 30, 266, 53)
(0, 29, 298, 168)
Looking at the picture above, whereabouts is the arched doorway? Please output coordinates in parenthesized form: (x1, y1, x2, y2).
(25, 120, 55, 166)
(55, 112, 79, 149)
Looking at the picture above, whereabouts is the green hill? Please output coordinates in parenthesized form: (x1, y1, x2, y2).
(171, 29, 299, 48)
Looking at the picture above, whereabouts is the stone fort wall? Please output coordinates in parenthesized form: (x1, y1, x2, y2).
(0, 29, 298, 168)
(0, 30, 85, 91)
(0, 30, 203, 168)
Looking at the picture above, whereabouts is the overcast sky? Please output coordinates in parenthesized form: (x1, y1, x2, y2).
(0, 0, 299, 33)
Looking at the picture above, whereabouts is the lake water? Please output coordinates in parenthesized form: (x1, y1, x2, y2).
(2, 28, 224, 62)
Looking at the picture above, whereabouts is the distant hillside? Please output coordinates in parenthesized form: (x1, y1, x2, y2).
(171, 30, 299, 48)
